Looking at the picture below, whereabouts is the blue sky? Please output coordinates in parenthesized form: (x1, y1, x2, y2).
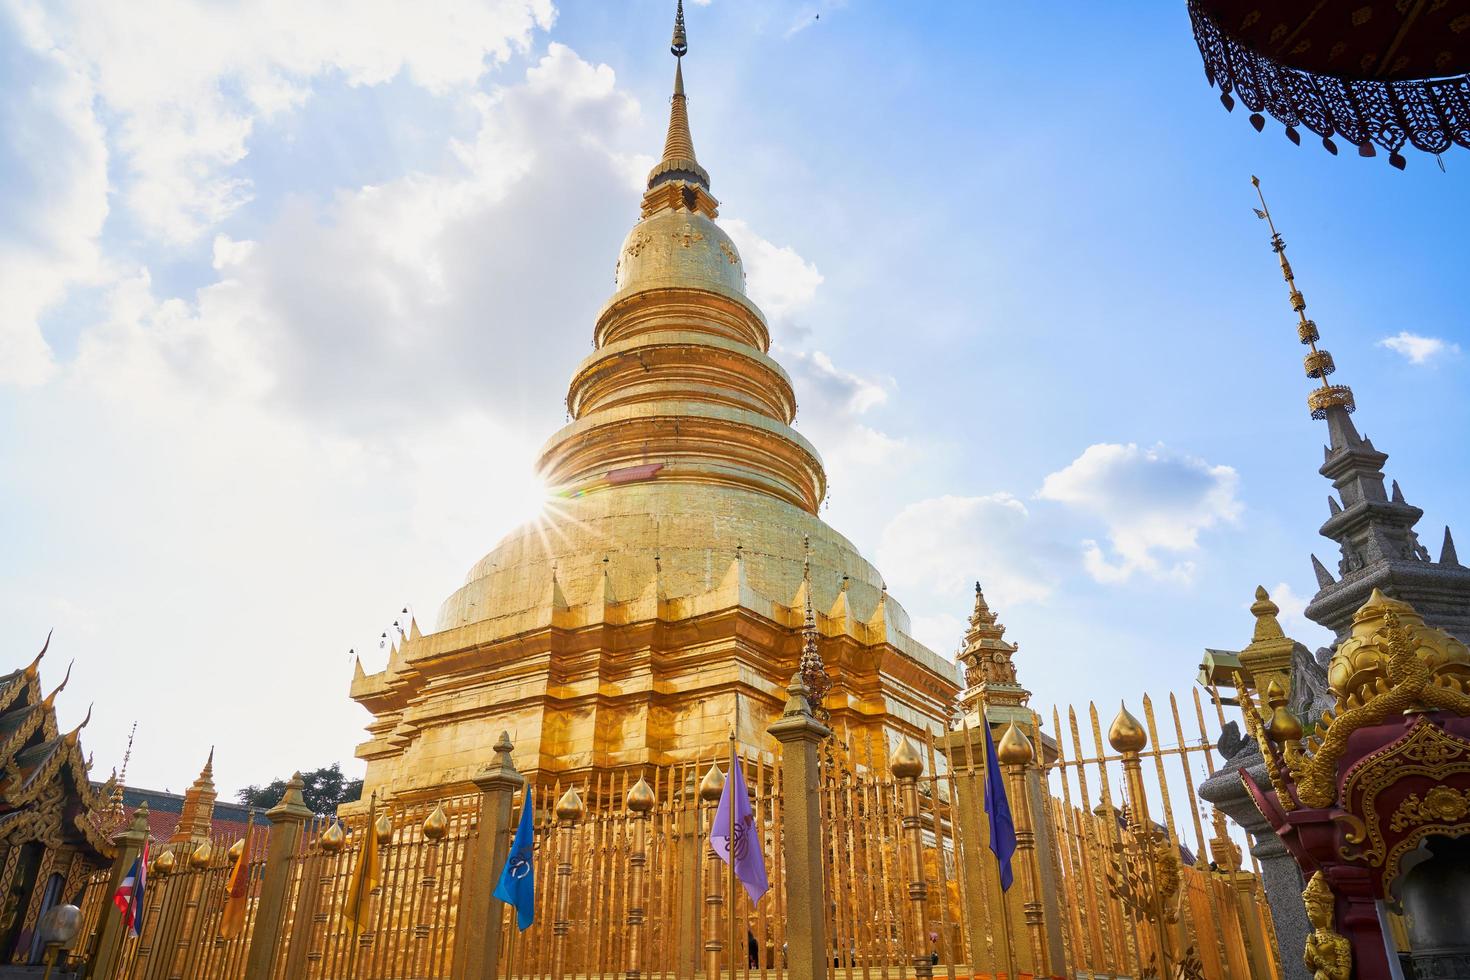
(2, 0, 1466, 795)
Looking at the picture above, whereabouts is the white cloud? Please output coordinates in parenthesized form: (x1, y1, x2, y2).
(877, 493, 1059, 622)
(723, 218, 824, 319)
(1377, 331, 1460, 365)
(12, 0, 556, 244)
(1262, 581, 1308, 635)
(0, 10, 111, 385)
(66, 43, 645, 434)
(1038, 443, 1241, 584)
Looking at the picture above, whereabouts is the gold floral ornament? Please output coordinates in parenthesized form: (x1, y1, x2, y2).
(1388, 785, 1470, 833)
(1301, 872, 1350, 980)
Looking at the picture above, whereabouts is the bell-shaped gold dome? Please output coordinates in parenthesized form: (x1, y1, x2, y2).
(615, 209, 745, 298)
(1328, 588, 1470, 707)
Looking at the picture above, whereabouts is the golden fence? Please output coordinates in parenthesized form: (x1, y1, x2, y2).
(74, 823, 267, 979)
(69, 686, 1281, 980)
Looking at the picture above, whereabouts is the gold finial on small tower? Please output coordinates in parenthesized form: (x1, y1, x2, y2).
(1251, 176, 1355, 421)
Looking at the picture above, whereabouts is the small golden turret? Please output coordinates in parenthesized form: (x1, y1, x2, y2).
(1251, 176, 1355, 421)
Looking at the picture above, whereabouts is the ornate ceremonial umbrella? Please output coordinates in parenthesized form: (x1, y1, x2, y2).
(1187, 0, 1470, 167)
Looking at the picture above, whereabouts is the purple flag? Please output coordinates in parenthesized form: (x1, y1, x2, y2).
(709, 755, 769, 903)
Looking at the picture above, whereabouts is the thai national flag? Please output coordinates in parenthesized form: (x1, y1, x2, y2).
(113, 842, 150, 938)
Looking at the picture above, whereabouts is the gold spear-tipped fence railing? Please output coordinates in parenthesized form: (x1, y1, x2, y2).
(66, 687, 1281, 980)
(72, 823, 268, 980)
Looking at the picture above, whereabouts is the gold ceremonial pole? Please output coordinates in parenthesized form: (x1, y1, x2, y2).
(727, 694, 739, 980)
(980, 694, 1018, 980)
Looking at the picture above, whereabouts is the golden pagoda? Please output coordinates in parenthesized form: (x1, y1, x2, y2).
(351, 3, 959, 801)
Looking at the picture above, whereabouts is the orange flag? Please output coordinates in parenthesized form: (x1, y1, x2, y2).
(219, 819, 253, 939)
(343, 796, 383, 935)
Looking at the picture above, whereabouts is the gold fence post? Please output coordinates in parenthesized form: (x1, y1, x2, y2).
(937, 724, 997, 979)
(767, 672, 830, 980)
(243, 772, 312, 980)
(997, 724, 1047, 976)
(550, 786, 585, 980)
(1110, 703, 1174, 973)
(88, 802, 150, 980)
(626, 778, 655, 980)
(455, 731, 525, 980)
(891, 740, 934, 980)
(675, 770, 702, 979)
(698, 764, 726, 979)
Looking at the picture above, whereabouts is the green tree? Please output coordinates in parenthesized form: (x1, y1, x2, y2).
(237, 763, 363, 815)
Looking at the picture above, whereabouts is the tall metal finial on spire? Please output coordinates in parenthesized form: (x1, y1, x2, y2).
(110, 720, 137, 822)
(646, 0, 710, 195)
(1251, 176, 1355, 421)
(671, 0, 687, 57)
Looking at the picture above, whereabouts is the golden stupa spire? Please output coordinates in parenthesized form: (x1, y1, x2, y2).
(1251, 176, 1356, 421)
(647, 0, 711, 194)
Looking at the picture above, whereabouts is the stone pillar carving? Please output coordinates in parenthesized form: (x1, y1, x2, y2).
(454, 731, 524, 980)
(243, 772, 312, 980)
(91, 802, 151, 980)
(768, 672, 830, 980)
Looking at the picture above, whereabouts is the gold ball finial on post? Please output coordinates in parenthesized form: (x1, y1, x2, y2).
(189, 839, 214, 870)
(319, 821, 346, 854)
(554, 786, 586, 825)
(627, 777, 656, 814)
(889, 738, 924, 780)
(698, 764, 725, 803)
(422, 804, 448, 842)
(997, 722, 1034, 766)
(1108, 703, 1148, 754)
(152, 848, 176, 877)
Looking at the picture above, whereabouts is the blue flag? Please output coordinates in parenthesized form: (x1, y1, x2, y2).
(982, 721, 1017, 891)
(494, 790, 536, 930)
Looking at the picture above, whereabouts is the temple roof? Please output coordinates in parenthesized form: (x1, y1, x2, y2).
(1188, 0, 1470, 164)
(0, 638, 115, 860)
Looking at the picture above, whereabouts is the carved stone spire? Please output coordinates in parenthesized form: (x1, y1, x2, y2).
(1251, 178, 1470, 644)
